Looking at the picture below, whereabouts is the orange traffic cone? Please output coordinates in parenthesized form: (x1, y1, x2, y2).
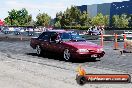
(124, 34, 127, 49)
(114, 34, 118, 50)
(77, 65, 86, 76)
(100, 34, 104, 47)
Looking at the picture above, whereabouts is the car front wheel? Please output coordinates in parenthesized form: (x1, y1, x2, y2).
(63, 49, 71, 61)
(36, 45, 43, 56)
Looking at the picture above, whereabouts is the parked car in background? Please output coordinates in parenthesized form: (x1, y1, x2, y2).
(14, 28, 21, 35)
(30, 30, 105, 61)
(26, 28, 34, 36)
(87, 26, 101, 35)
(1, 28, 10, 34)
(121, 31, 132, 39)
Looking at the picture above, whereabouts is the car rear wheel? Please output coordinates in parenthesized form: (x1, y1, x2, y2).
(36, 45, 42, 56)
(63, 49, 71, 61)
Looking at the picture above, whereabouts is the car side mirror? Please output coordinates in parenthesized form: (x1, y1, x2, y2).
(55, 39, 61, 43)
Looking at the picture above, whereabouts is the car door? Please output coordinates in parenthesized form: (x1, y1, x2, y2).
(38, 32, 50, 51)
(48, 32, 63, 54)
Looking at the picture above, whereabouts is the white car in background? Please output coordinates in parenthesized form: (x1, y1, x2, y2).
(1, 27, 10, 34)
(88, 29, 101, 35)
(8, 27, 14, 31)
(121, 31, 132, 38)
(14, 28, 21, 35)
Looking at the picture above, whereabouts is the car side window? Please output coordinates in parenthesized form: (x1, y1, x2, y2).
(38, 32, 50, 41)
(50, 32, 58, 42)
(38, 32, 45, 39)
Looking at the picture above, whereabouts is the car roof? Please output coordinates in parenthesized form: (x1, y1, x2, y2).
(47, 29, 74, 33)
(48, 29, 66, 33)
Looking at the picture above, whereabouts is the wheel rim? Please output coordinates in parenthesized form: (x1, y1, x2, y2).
(64, 49, 70, 60)
(36, 45, 41, 55)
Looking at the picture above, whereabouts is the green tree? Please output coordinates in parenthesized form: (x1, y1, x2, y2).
(120, 14, 130, 28)
(55, 6, 110, 28)
(55, 11, 63, 22)
(4, 17, 11, 25)
(112, 15, 119, 28)
(4, 8, 32, 26)
(112, 14, 130, 28)
(91, 13, 108, 26)
(61, 10, 71, 26)
(104, 15, 109, 27)
(55, 11, 63, 27)
(69, 6, 81, 26)
(79, 11, 91, 26)
(36, 13, 51, 27)
(54, 21, 61, 28)
(55, 6, 81, 27)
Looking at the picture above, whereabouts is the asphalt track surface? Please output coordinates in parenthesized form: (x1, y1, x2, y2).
(0, 40, 132, 74)
(1, 35, 132, 88)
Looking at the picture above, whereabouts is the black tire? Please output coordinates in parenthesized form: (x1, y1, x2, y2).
(36, 45, 43, 56)
(76, 75, 87, 85)
(63, 49, 71, 61)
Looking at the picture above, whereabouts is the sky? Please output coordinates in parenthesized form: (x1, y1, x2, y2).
(0, 0, 129, 21)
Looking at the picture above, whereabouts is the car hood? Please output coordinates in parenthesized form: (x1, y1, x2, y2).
(63, 41, 102, 49)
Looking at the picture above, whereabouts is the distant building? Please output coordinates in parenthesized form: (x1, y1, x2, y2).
(77, 0, 132, 27)
(77, 3, 111, 17)
(77, 5, 87, 13)
(87, 4, 98, 17)
(97, 3, 111, 16)
(110, 0, 132, 26)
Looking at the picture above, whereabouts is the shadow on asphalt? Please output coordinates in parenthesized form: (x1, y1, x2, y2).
(26, 53, 100, 63)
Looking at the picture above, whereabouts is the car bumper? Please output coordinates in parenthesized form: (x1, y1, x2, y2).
(71, 51, 105, 59)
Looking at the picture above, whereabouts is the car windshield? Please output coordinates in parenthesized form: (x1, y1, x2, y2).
(60, 32, 85, 41)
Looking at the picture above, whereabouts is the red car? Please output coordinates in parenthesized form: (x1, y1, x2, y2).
(30, 30, 105, 61)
